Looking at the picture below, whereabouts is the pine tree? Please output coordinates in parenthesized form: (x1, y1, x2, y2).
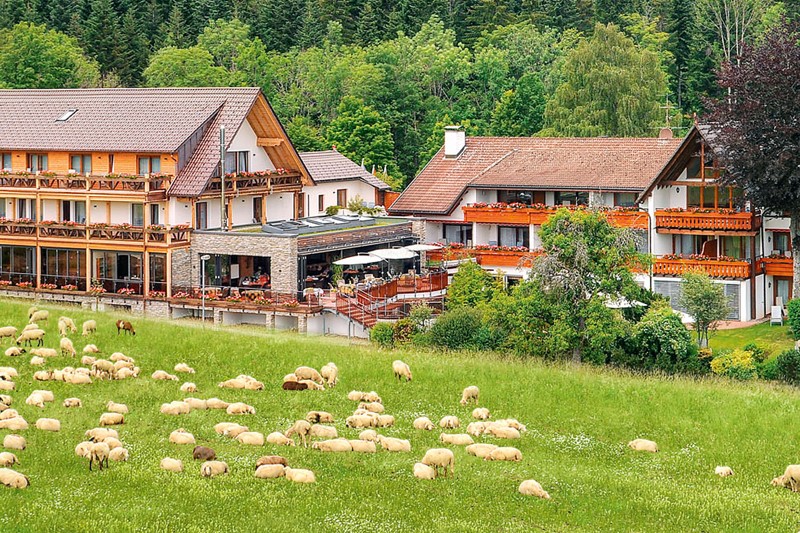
(668, 0, 695, 110)
(117, 9, 149, 86)
(161, 4, 191, 48)
(355, 0, 383, 46)
(298, 0, 327, 49)
(593, 0, 633, 24)
(83, 0, 121, 82)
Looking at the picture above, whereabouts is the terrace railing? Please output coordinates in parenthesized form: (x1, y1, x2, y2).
(653, 256, 751, 278)
(654, 209, 757, 231)
(0, 172, 171, 193)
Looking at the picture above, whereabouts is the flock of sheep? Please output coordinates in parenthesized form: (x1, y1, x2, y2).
(1, 304, 799, 502)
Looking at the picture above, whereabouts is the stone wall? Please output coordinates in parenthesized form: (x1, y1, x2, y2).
(171, 248, 192, 290)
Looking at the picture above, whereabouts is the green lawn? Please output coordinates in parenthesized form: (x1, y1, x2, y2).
(710, 321, 795, 355)
(1, 298, 800, 532)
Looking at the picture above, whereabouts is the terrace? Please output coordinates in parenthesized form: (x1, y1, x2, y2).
(462, 203, 648, 229)
(0, 219, 191, 246)
(654, 208, 758, 232)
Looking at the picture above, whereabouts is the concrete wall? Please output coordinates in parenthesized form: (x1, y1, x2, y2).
(304, 180, 382, 217)
(228, 119, 275, 172)
(265, 193, 294, 222)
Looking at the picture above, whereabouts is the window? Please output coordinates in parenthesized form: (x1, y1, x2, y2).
(318, 195, 325, 212)
(225, 151, 249, 174)
(27, 153, 48, 172)
(93, 251, 143, 294)
(56, 109, 77, 122)
(61, 200, 86, 223)
(150, 204, 160, 226)
(138, 156, 160, 175)
(687, 186, 716, 208)
(17, 199, 35, 220)
(0, 199, 6, 218)
(554, 191, 589, 206)
(497, 190, 534, 205)
(41, 248, 86, 290)
(69, 154, 92, 174)
(296, 192, 305, 218)
(131, 204, 144, 226)
(443, 224, 472, 246)
(149, 253, 166, 293)
(196, 202, 208, 230)
(337, 189, 347, 207)
(2, 153, 11, 171)
(773, 233, 791, 255)
(614, 193, 638, 207)
(252, 197, 262, 224)
(0, 246, 35, 285)
(108, 154, 115, 173)
(498, 226, 529, 248)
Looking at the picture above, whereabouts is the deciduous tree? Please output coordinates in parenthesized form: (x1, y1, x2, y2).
(679, 270, 729, 347)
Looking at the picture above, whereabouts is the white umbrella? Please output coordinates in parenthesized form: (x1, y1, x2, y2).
(404, 244, 442, 252)
(333, 254, 383, 266)
(371, 248, 417, 260)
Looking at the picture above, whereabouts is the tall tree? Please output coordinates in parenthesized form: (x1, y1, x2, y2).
(667, 0, 695, 110)
(594, 0, 633, 23)
(83, 0, 120, 83)
(117, 9, 149, 86)
(490, 72, 546, 135)
(143, 45, 232, 87)
(197, 18, 251, 71)
(696, 0, 772, 64)
(707, 21, 800, 296)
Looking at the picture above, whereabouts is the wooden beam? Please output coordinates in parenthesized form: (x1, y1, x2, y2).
(257, 137, 284, 147)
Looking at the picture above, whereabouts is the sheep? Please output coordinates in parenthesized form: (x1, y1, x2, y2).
(93, 360, 114, 373)
(4, 347, 23, 357)
(0, 468, 29, 488)
(29, 310, 49, 324)
(106, 401, 129, 414)
(460, 386, 479, 406)
(466, 422, 487, 437)
(109, 448, 129, 462)
(63, 397, 82, 408)
(218, 378, 247, 389)
(377, 436, 411, 452)
(472, 407, 490, 420)
(715, 466, 734, 477)
(32, 389, 54, 401)
(375, 415, 395, 428)
(0, 327, 18, 344)
(266, 432, 295, 446)
(309, 424, 338, 439)
(152, 370, 179, 381)
(485, 446, 522, 462)
(0, 381, 14, 391)
(359, 429, 378, 442)
(116, 320, 135, 335)
(200, 460, 229, 477)
(496, 418, 527, 432)
(282, 373, 298, 383)
(82, 345, 100, 357)
(109, 352, 133, 363)
(295, 366, 323, 384)
(99, 412, 124, 426)
(205, 398, 229, 410)
(75, 441, 93, 458)
(285, 420, 312, 447)
(0, 394, 11, 406)
(174, 363, 195, 374)
(284, 467, 316, 483)
(237, 431, 265, 446)
(0, 409, 18, 420)
(305, 411, 334, 424)
(465, 443, 498, 459)
(3, 435, 25, 450)
(160, 401, 190, 416)
(0, 452, 18, 467)
(180, 382, 197, 393)
(22, 323, 39, 332)
(256, 455, 287, 469)
(115, 367, 135, 380)
(346, 415, 376, 429)
(193, 446, 217, 461)
(347, 390, 366, 402)
(184, 398, 208, 410)
(421, 448, 455, 477)
(358, 402, 385, 414)
(0, 367, 17, 377)
(25, 393, 45, 408)
(392, 360, 412, 382)
(253, 464, 285, 479)
(409, 462, 436, 481)
(439, 433, 475, 446)
(628, 439, 659, 453)
(413, 417, 435, 431)
(68, 373, 92, 385)
(772, 465, 800, 491)
(0, 417, 27, 430)
(169, 429, 196, 445)
(299, 380, 324, 391)
(214, 423, 249, 437)
(439, 416, 460, 429)
(486, 426, 521, 440)
(363, 391, 382, 403)
(29, 357, 45, 366)
(160, 457, 184, 473)
(16, 329, 45, 347)
(282, 381, 308, 391)
(30, 348, 56, 359)
(312, 438, 352, 452)
(88, 442, 110, 471)
(85, 427, 118, 442)
(519, 479, 550, 499)
(113, 360, 134, 372)
(81, 320, 97, 337)
(35, 418, 61, 432)
(244, 379, 264, 391)
(320, 362, 338, 387)
(226, 402, 256, 415)
(102, 437, 123, 450)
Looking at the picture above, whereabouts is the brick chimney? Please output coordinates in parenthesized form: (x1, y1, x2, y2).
(444, 126, 466, 158)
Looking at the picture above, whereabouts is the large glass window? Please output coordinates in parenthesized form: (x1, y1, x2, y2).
(0, 246, 35, 284)
(773, 233, 791, 255)
(149, 253, 166, 293)
(138, 156, 160, 175)
(614, 193, 638, 207)
(687, 186, 716, 208)
(69, 154, 92, 174)
(41, 248, 86, 290)
(443, 224, 472, 246)
(497, 190, 533, 205)
(17, 199, 35, 220)
(93, 251, 143, 294)
(131, 203, 144, 226)
(27, 153, 48, 172)
(61, 200, 86, 223)
(554, 191, 589, 206)
(0, 198, 6, 218)
(498, 226, 529, 248)
(196, 202, 208, 230)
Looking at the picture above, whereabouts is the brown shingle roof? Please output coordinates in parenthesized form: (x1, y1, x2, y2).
(389, 136, 683, 216)
(299, 150, 390, 190)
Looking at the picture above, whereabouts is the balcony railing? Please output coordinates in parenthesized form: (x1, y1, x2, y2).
(0, 219, 190, 244)
(760, 256, 793, 277)
(463, 204, 648, 229)
(0, 172, 171, 192)
(428, 246, 543, 268)
(206, 170, 303, 196)
(654, 209, 757, 231)
(653, 255, 751, 278)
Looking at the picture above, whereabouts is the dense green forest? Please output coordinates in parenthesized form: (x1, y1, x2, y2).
(0, 0, 795, 186)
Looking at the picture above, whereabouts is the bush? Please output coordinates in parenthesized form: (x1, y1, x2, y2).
(408, 302, 433, 330)
(757, 357, 780, 381)
(775, 348, 800, 384)
(430, 307, 483, 350)
(743, 343, 767, 363)
(625, 303, 703, 373)
(393, 318, 416, 344)
(710, 349, 757, 380)
(325, 205, 341, 216)
(788, 299, 800, 339)
(370, 322, 394, 347)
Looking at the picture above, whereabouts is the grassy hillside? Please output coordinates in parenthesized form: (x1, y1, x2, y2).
(0, 298, 799, 532)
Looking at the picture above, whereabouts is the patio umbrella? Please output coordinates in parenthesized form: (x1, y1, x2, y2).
(370, 248, 417, 260)
(403, 244, 442, 252)
(333, 254, 383, 266)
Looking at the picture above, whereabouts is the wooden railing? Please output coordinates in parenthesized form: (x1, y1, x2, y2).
(206, 171, 303, 196)
(0, 220, 190, 245)
(0, 172, 170, 192)
(653, 257, 751, 278)
(428, 248, 543, 268)
(760, 257, 793, 277)
(654, 209, 757, 231)
(462, 205, 648, 229)
(396, 271, 449, 293)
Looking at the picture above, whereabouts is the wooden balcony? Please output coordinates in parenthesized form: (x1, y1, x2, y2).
(205, 170, 303, 198)
(428, 247, 542, 268)
(462, 204, 648, 229)
(653, 256, 751, 279)
(0, 220, 191, 247)
(654, 209, 757, 232)
(760, 257, 793, 277)
(0, 172, 171, 195)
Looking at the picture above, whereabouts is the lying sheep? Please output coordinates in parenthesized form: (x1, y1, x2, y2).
(519, 479, 550, 499)
(466, 422, 487, 437)
(193, 446, 217, 461)
(218, 378, 246, 389)
(214, 423, 249, 438)
(255, 464, 285, 479)
(465, 443, 498, 459)
(486, 426, 520, 440)
(311, 438, 352, 452)
(772, 465, 800, 491)
(348, 440, 377, 453)
(82, 344, 100, 354)
(295, 366, 323, 384)
(63, 397, 82, 408)
(376, 415, 395, 428)
(413, 462, 437, 480)
(88, 442, 110, 471)
(306, 411, 334, 424)
(67, 372, 92, 385)
(205, 398, 229, 410)
(109, 448, 129, 462)
(29, 310, 49, 324)
(0, 452, 18, 467)
(413, 417, 435, 431)
(285, 420, 312, 447)
(359, 429, 378, 442)
(184, 398, 208, 410)
(32, 389, 54, 402)
(106, 401, 129, 415)
(174, 363, 195, 374)
(439, 416, 460, 429)
(85, 427, 118, 442)
(237, 431, 265, 446)
(3, 434, 25, 450)
(363, 391, 382, 403)
(299, 379, 324, 391)
(320, 362, 338, 387)
(421, 448, 455, 477)
(392, 360, 412, 382)
(160, 401, 190, 416)
(4, 347, 23, 357)
(0, 468, 29, 488)
(256, 455, 287, 468)
(25, 392, 45, 409)
(109, 352, 133, 363)
(460, 386, 479, 406)
(377, 436, 411, 452)
(152, 370, 179, 381)
(439, 433, 474, 446)
(80, 355, 96, 366)
(226, 402, 255, 415)
(282, 381, 308, 391)
(180, 382, 197, 393)
(284, 467, 315, 483)
(485, 446, 522, 462)
(0, 408, 18, 420)
(81, 320, 97, 337)
(283, 373, 298, 383)
(347, 390, 366, 402)
(359, 402, 385, 414)
(472, 407, 490, 420)
(309, 424, 338, 439)
(497, 419, 527, 432)
(16, 329, 45, 347)
(628, 439, 658, 453)
(169, 429, 196, 445)
(0, 417, 28, 430)
(715, 466, 734, 477)
(29, 356, 45, 366)
(35, 418, 61, 432)
(200, 460, 229, 477)
(266, 432, 295, 446)
(160, 457, 183, 473)
(346, 415, 375, 429)
(0, 327, 18, 344)
(0, 367, 17, 378)
(99, 412, 124, 426)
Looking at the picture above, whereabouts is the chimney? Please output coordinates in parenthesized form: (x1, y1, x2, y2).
(658, 127, 673, 139)
(444, 126, 466, 158)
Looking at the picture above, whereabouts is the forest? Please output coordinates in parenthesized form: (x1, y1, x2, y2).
(0, 0, 795, 186)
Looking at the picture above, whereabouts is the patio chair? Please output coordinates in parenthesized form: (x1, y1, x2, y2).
(770, 305, 784, 326)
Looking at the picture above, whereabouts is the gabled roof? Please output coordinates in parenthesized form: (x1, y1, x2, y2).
(299, 150, 391, 190)
(389, 136, 683, 216)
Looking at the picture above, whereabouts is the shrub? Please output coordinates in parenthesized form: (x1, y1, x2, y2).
(393, 318, 416, 344)
(775, 348, 800, 384)
(788, 299, 800, 339)
(626, 303, 702, 373)
(408, 302, 433, 330)
(430, 307, 483, 350)
(757, 357, 780, 381)
(370, 322, 394, 347)
(325, 205, 341, 216)
(710, 349, 757, 380)
(743, 343, 767, 363)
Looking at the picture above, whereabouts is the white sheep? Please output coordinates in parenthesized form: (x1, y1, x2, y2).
(285, 420, 312, 447)
(485, 446, 522, 462)
(773, 465, 800, 491)
(0, 409, 18, 420)
(306, 411, 334, 424)
(358, 402, 385, 414)
(16, 329, 45, 347)
(109, 447, 129, 462)
(320, 362, 338, 387)
(472, 407, 490, 420)
(152, 370, 179, 381)
(255, 464, 286, 479)
(85, 427, 118, 442)
(376, 415, 395, 428)
(106, 401, 129, 414)
(201, 460, 229, 477)
(237, 432, 265, 446)
(25, 393, 45, 408)
(82, 344, 100, 354)
(309, 424, 338, 439)
(109, 352, 133, 363)
(169, 429, 196, 445)
(206, 398, 229, 410)
(113, 360, 134, 372)
(0, 367, 17, 378)
(377, 436, 411, 452)
(486, 426, 520, 440)
(226, 402, 255, 415)
(284, 467, 316, 483)
(59, 316, 77, 333)
(75, 441, 93, 458)
(413, 417, 435, 431)
(0, 326, 18, 344)
(218, 378, 246, 389)
(295, 366, 323, 384)
(628, 439, 658, 453)
(465, 443, 498, 459)
(81, 320, 97, 336)
(413, 462, 437, 480)
(183, 398, 208, 410)
(363, 391, 382, 403)
(299, 379, 324, 391)
(519, 479, 550, 499)
(715, 466, 734, 477)
(160, 401, 190, 415)
(359, 429, 378, 442)
(92, 359, 114, 373)
(160, 457, 184, 472)
(0, 417, 27, 430)
(460, 386, 479, 406)
(22, 323, 39, 333)
(68, 373, 92, 385)
(80, 356, 96, 367)
(174, 363, 195, 374)
(63, 397, 82, 408)
(29, 310, 49, 324)
(312, 438, 352, 452)
(3, 434, 25, 450)
(0, 452, 18, 467)
(348, 440, 377, 453)
(35, 417, 61, 432)
(283, 373, 298, 383)
(0, 380, 14, 391)
(0, 467, 29, 488)
(32, 389, 55, 402)
(466, 422, 487, 437)
(29, 356, 45, 366)
(421, 448, 455, 477)
(88, 442, 110, 471)
(4, 347, 23, 357)
(214, 423, 249, 438)
(498, 418, 527, 432)
(392, 360, 412, 382)
(180, 382, 197, 393)
(99, 412, 124, 426)
(439, 416, 460, 429)
(346, 415, 376, 429)
(347, 390, 366, 402)
(266, 432, 295, 446)
(439, 433, 474, 446)
(102, 437, 123, 450)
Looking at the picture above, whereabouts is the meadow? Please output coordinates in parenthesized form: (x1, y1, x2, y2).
(1, 298, 799, 532)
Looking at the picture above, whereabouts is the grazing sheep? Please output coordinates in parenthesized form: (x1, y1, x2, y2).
(413, 417, 435, 431)
(205, 398, 229, 410)
(439, 433, 474, 446)
(439, 416, 460, 429)
(174, 363, 195, 374)
(99, 412, 124, 426)
(58, 317, 77, 336)
(359, 429, 378, 442)
(772, 465, 800, 491)
(152, 370, 179, 381)
(282, 373, 298, 383)
(214, 423, 249, 438)
(81, 320, 97, 337)
(519, 479, 550, 499)
(115, 320, 135, 335)
(465, 443, 498, 459)
(266, 432, 295, 446)
(358, 402, 385, 414)
(88, 442, 111, 471)
(282, 381, 308, 391)
(85, 427, 118, 442)
(169, 429, 196, 445)
(63, 398, 82, 408)
(377, 436, 411, 452)
(75, 441, 93, 458)
(347, 390, 365, 402)
(256, 455, 287, 468)
(306, 411, 334, 424)
(485, 446, 522, 462)
(472, 408, 490, 420)
(0, 327, 18, 344)
(254, 464, 286, 479)
(160, 401, 190, 416)
(237, 431, 265, 446)
(193, 446, 217, 461)
(628, 439, 659, 453)
(180, 382, 197, 393)
(460, 386, 479, 406)
(29, 357, 45, 366)
(0, 468, 29, 488)
(346, 415, 376, 429)
(0, 394, 11, 406)
(312, 438, 352, 452)
(363, 391, 382, 403)
(226, 402, 255, 415)
(4, 347, 23, 357)
(486, 426, 521, 440)
(183, 398, 208, 410)
(200, 460, 229, 477)
(0, 417, 27, 430)
(295, 366, 323, 384)
(421, 448, 455, 477)
(298, 379, 324, 391)
(106, 401, 129, 414)
(715, 466, 734, 477)
(82, 345, 100, 355)
(22, 324, 39, 333)
(413, 462, 438, 481)
(35, 418, 61, 432)
(16, 329, 45, 347)
(92, 360, 114, 374)
(160, 457, 184, 473)
(286, 420, 312, 447)
(30, 348, 57, 358)
(29, 310, 49, 324)
(284, 467, 316, 484)
(376, 415, 395, 428)
(392, 360, 412, 382)
(309, 425, 338, 439)
(25, 393, 45, 408)
(320, 362, 338, 387)
(109, 448, 129, 462)
(3, 435, 25, 450)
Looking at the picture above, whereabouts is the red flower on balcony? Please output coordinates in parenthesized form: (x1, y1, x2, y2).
(117, 287, 136, 295)
(0, 280, 11, 287)
(40, 283, 57, 289)
(149, 290, 166, 298)
(17, 282, 32, 288)
(60, 284, 78, 291)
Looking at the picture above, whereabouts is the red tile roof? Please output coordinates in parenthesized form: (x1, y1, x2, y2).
(299, 150, 390, 190)
(389, 136, 683, 215)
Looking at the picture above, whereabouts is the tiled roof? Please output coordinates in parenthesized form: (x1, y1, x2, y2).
(389, 137, 683, 215)
(299, 150, 391, 190)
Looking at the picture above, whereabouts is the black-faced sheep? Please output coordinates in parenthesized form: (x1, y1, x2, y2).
(4, 347, 23, 357)
(29, 310, 49, 324)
